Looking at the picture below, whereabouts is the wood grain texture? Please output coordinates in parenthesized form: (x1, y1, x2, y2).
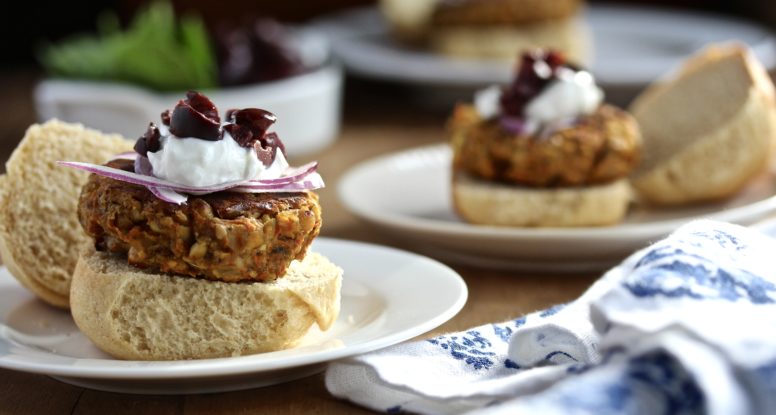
(0, 73, 596, 414)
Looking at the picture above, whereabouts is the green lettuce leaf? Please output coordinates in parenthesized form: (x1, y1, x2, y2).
(39, 2, 217, 91)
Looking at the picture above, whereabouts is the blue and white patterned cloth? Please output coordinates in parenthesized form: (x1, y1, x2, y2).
(325, 220, 776, 414)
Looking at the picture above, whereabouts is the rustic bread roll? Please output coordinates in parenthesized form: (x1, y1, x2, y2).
(0, 120, 132, 308)
(630, 44, 776, 205)
(71, 248, 342, 360)
(452, 173, 632, 227)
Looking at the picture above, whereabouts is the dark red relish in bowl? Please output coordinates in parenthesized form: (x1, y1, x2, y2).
(133, 91, 285, 167)
(500, 50, 577, 117)
(215, 19, 305, 87)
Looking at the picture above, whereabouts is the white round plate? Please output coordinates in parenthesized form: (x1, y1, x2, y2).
(0, 238, 467, 394)
(338, 145, 776, 272)
(313, 5, 776, 87)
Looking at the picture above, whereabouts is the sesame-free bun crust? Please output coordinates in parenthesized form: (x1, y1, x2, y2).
(452, 173, 631, 227)
(0, 120, 132, 308)
(70, 248, 342, 360)
(630, 44, 776, 205)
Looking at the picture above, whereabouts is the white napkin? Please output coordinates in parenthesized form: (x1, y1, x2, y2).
(325, 220, 776, 414)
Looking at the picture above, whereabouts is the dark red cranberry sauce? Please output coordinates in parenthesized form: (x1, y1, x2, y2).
(215, 19, 305, 86)
(500, 50, 580, 117)
(133, 91, 285, 166)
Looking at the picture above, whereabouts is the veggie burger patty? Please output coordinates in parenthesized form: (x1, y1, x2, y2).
(78, 159, 322, 283)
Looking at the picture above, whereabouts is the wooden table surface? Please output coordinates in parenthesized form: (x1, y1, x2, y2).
(0, 70, 597, 415)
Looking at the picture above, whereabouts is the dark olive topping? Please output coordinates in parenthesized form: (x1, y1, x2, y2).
(133, 122, 161, 157)
(263, 132, 285, 159)
(133, 91, 286, 166)
(500, 50, 570, 117)
(257, 132, 286, 166)
(186, 91, 220, 123)
(160, 109, 171, 126)
(226, 108, 276, 145)
(169, 91, 222, 140)
(224, 108, 284, 166)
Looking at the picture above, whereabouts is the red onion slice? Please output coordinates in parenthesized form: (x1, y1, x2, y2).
(112, 152, 317, 186)
(247, 161, 318, 185)
(109, 151, 139, 161)
(57, 159, 324, 204)
(150, 186, 188, 204)
(499, 116, 527, 134)
(131, 155, 184, 202)
(58, 161, 213, 192)
(232, 172, 325, 191)
(134, 155, 153, 176)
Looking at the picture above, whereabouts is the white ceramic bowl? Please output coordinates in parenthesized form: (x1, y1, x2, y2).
(34, 29, 342, 157)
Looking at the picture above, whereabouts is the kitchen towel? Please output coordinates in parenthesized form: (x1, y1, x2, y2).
(325, 220, 776, 414)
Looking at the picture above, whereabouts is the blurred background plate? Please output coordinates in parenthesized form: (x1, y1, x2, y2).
(314, 4, 776, 88)
(339, 145, 776, 273)
(34, 28, 342, 158)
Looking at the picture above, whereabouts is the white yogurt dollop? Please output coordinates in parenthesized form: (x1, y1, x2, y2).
(474, 85, 503, 119)
(147, 127, 288, 187)
(524, 68, 603, 124)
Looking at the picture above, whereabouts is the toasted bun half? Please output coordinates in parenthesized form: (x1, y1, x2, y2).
(453, 173, 631, 227)
(630, 44, 776, 205)
(70, 248, 342, 360)
(0, 120, 132, 308)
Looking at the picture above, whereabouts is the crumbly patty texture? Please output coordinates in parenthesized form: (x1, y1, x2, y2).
(78, 159, 322, 282)
(450, 104, 641, 187)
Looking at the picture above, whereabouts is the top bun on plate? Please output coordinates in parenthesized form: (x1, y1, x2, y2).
(0, 120, 132, 309)
(629, 44, 776, 205)
(380, 0, 590, 64)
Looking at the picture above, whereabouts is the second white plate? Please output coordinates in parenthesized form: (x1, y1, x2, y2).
(314, 5, 776, 87)
(339, 145, 776, 272)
